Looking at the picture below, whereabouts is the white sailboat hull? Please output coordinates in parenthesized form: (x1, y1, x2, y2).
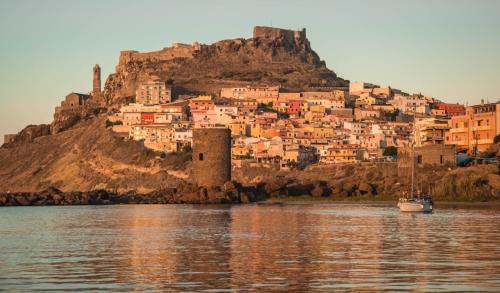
(398, 201, 433, 212)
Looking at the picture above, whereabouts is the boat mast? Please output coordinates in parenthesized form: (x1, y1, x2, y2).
(411, 140, 415, 198)
(411, 103, 416, 198)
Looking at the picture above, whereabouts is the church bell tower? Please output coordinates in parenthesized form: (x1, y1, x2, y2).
(93, 64, 101, 97)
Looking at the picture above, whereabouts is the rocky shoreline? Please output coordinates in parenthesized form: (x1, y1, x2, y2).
(2, 162, 499, 206)
(0, 178, 350, 206)
(0, 182, 253, 206)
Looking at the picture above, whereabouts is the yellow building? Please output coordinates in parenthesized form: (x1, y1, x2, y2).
(228, 122, 247, 136)
(355, 93, 376, 106)
(320, 145, 359, 164)
(311, 126, 334, 139)
(415, 117, 450, 147)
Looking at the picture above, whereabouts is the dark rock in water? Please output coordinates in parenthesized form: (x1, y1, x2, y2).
(310, 186, 324, 197)
(264, 182, 282, 197)
(358, 182, 373, 195)
(0, 195, 7, 205)
(52, 193, 63, 205)
(286, 182, 312, 196)
(14, 195, 30, 206)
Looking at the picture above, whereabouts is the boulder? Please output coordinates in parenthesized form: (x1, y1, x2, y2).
(488, 174, 500, 190)
(286, 183, 312, 196)
(263, 182, 281, 196)
(358, 181, 374, 195)
(239, 192, 250, 204)
(52, 193, 63, 204)
(14, 195, 29, 206)
(310, 186, 324, 197)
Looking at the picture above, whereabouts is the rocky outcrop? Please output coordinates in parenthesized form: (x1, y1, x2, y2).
(104, 26, 347, 104)
(1, 124, 51, 147)
(51, 104, 106, 134)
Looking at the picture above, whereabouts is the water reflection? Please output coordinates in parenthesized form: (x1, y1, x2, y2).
(0, 204, 499, 291)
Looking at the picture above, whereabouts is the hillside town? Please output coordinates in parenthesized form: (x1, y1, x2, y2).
(5, 63, 497, 172)
(89, 70, 499, 169)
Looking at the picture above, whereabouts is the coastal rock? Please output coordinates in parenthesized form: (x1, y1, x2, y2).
(14, 194, 30, 206)
(487, 174, 500, 190)
(285, 182, 312, 196)
(310, 186, 324, 197)
(358, 182, 373, 195)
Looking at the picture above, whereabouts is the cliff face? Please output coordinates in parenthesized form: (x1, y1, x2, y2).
(104, 26, 346, 103)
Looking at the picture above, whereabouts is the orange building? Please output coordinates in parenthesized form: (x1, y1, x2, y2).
(446, 101, 499, 154)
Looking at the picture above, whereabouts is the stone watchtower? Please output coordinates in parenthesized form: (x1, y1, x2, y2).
(192, 128, 231, 187)
(93, 64, 101, 97)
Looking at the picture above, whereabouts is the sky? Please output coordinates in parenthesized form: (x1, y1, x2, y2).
(0, 0, 499, 143)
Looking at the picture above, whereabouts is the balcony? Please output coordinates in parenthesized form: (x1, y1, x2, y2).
(449, 127, 467, 133)
(448, 140, 467, 146)
(474, 125, 492, 131)
(476, 138, 494, 145)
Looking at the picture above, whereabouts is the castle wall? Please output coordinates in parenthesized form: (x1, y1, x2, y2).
(192, 128, 231, 187)
(399, 145, 456, 167)
(253, 26, 306, 43)
(3, 134, 16, 144)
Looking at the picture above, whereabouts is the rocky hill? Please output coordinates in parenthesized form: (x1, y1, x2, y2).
(104, 26, 347, 104)
(0, 115, 192, 193)
(0, 25, 348, 194)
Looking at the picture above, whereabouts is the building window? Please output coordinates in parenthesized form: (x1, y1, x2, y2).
(199, 153, 204, 161)
(440, 155, 443, 164)
(417, 155, 422, 164)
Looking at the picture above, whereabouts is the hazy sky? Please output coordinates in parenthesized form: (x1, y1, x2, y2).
(1, 0, 499, 143)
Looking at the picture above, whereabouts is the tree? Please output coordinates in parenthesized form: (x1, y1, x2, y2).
(383, 146, 398, 157)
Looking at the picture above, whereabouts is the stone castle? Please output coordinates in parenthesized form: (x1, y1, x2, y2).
(104, 26, 344, 103)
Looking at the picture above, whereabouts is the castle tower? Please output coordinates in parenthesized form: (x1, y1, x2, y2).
(192, 128, 231, 187)
(93, 64, 101, 96)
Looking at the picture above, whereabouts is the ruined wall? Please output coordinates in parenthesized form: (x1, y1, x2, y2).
(253, 26, 306, 44)
(399, 145, 456, 168)
(116, 43, 201, 69)
(4, 124, 51, 146)
(3, 134, 16, 145)
(192, 128, 231, 187)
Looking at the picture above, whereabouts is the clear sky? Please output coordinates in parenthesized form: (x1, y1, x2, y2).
(1, 0, 499, 143)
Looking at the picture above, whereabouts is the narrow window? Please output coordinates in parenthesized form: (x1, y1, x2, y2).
(417, 155, 422, 164)
(199, 153, 204, 161)
(440, 155, 443, 164)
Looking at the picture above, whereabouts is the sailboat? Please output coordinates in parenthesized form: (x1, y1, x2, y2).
(397, 141, 434, 213)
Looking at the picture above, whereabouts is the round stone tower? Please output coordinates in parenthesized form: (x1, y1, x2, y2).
(192, 128, 231, 187)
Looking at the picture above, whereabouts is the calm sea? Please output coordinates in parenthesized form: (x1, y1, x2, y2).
(0, 203, 499, 292)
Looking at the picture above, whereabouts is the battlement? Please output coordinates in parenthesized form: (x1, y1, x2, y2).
(253, 26, 306, 42)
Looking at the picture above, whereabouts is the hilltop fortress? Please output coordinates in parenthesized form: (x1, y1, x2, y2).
(104, 26, 345, 104)
(117, 27, 309, 66)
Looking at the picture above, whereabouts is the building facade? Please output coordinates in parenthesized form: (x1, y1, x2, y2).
(446, 102, 499, 154)
(135, 79, 171, 105)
